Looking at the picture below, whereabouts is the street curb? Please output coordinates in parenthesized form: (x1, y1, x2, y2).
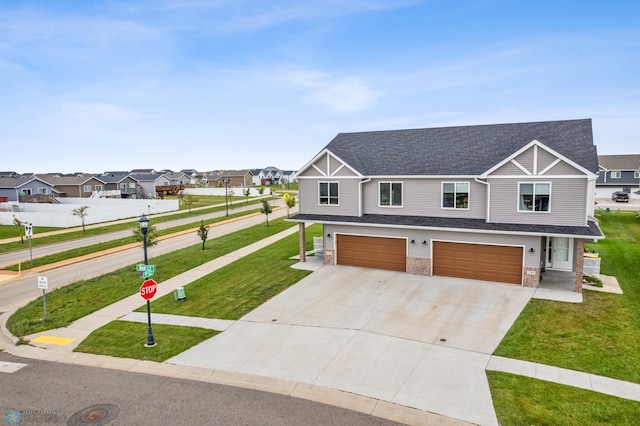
(0, 307, 21, 350)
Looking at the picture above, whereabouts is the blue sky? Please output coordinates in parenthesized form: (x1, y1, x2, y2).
(1, 0, 639, 173)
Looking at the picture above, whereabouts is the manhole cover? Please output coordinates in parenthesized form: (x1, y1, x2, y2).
(68, 404, 119, 425)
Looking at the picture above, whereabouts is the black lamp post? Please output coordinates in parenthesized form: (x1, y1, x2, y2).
(224, 179, 230, 217)
(139, 214, 156, 347)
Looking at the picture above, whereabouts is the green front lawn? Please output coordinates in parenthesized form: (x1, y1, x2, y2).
(139, 224, 321, 319)
(493, 211, 640, 383)
(7, 218, 297, 337)
(74, 321, 218, 362)
(488, 371, 640, 425)
(77, 224, 320, 361)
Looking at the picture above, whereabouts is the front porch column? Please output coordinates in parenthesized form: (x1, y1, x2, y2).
(299, 222, 306, 263)
(574, 238, 584, 293)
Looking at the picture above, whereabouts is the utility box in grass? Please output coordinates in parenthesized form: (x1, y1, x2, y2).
(174, 287, 186, 301)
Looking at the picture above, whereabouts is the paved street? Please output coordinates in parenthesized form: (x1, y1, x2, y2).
(0, 200, 292, 313)
(0, 199, 275, 268)
(0, 352, 399, 426)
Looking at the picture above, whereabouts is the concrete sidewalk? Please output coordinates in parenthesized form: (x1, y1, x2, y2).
(16, 224, 302, 352)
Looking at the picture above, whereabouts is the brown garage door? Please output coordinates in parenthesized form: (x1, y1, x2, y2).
(337, 235, 406, 272)
(433, 241, 523, 284)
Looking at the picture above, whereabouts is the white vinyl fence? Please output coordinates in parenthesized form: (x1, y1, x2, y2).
(0, 198, 178, 228)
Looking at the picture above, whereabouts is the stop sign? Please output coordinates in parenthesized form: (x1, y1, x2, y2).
(140, 279, 157, 300)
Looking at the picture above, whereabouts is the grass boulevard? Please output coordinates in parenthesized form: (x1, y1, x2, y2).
(0, 196, 262, 254)
(7, 218, 317, 335)
(1, 207, 263, 271)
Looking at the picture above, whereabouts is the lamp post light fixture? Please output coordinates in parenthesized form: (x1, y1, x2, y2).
(224, 179, 230, 217)
(138, 214, 156, 347)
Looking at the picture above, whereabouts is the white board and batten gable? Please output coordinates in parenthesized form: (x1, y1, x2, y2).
(482, 140, 595, 178)
(295, 149, 361, 179)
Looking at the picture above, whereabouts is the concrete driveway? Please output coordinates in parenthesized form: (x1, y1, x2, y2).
(169, 266, 535, 425)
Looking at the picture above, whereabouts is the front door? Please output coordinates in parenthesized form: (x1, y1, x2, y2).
(546, 237, 573, 271)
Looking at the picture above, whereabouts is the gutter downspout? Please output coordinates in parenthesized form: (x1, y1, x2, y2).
(474, 178, 490, 223)
(358, 177, 371, 217)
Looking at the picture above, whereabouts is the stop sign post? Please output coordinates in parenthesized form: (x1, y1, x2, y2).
(140, 279, 157, 347)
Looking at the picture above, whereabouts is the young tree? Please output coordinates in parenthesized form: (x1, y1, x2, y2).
(228, 189, 235, 210)
(182, 194, 198, 213)
(258, 186, 265, 196)
(284, 194, 297, 218)
(132, 225, 159, 247)
(12, 216, 25, 243)
(261, 199, 273, 227)
(72, 205, 90, 232)
(244, 188, 251, 205)
(197, 220, 210, 251)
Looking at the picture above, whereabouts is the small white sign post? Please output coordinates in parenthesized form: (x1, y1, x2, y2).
(25, 223, 34, 267)
(37, 275, 48, 320)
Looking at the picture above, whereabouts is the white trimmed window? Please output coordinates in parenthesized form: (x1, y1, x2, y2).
(37, 187, 48, 195)
(379, 182, 402, 207)
(120, 183, 127, 191)
(83, 185, 91, 193)
(634, 170, 640, 179)
(94, 185, 102, 192)
(442, 182, 469, 209)
(611, 171, 621, 179)
(129, 182, 136, 189)
(519, 182, 551, 212)
(319, 182, 339, 205)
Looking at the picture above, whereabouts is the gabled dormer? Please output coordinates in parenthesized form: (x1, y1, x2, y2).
(484, 140, 596, 227)
(295, 149, 362, 216)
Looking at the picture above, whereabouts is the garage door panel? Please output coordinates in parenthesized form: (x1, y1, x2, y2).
(433, 241, 523, 284)
(337, 235, 406, 272)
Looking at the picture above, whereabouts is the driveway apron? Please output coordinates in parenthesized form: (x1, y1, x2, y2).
(168, 266, 534, 425)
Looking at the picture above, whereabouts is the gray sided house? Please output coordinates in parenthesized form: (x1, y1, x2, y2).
(99, 172, 139, 198)
(0, 177, 55, 202)
(134, 173, 170, 198)
(596, 154, 640, 200)
(35, 174, 106, 198)
(291, 119, 603, 292)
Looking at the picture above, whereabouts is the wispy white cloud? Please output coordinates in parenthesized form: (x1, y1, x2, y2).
(283, 70, 378, 112)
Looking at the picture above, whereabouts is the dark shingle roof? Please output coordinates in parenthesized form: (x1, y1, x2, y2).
(598, 154, 640, 170)
(290, 213, 603, 239)
(324, 119, 598, 176)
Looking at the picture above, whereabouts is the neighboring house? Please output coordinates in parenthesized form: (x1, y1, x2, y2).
(35, 174, 106, 198)
(99, 171, 139, 198)
(252, 166, 283, 186)
(217, 169, 253, 187)
(596, 154, 640, 200)
(250, 169, 263, 186)
(291, 119, 604, 292)
(130, 168, 157, 175)
(133, 173, 170, 198)
(165, 172, 190, 186)
(0, 171, 18, 178)
(0, 177, 56, 202)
